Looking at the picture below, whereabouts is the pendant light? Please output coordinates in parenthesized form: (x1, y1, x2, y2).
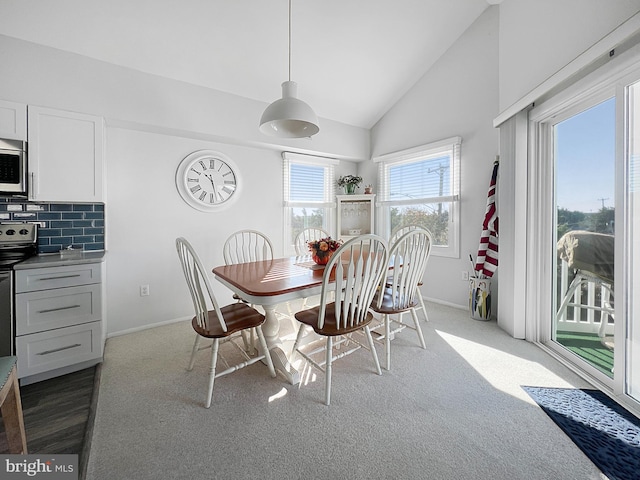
(260, 0, 319, 138)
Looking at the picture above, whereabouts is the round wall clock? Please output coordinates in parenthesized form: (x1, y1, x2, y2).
(175, 150, 239, 212)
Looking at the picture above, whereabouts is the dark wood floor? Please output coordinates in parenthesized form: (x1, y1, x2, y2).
(0, 365, 99, 479)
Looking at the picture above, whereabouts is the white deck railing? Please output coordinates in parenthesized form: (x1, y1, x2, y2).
(556, 259, 614, 336)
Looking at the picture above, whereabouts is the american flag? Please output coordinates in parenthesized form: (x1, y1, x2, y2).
(475, 159, 499, 278)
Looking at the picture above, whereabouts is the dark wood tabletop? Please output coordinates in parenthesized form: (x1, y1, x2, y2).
(212, 255, 334, 298)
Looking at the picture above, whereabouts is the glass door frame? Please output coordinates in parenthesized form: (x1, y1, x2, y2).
(526, 50, 640, 416)
(529, 87, 618, 390)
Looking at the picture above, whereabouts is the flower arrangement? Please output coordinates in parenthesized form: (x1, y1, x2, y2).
(337, 175, 363, 187)
(337, 175, 363, 194)
(307, 236, 343, 265)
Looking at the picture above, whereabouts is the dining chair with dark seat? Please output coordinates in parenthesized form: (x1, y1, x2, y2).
(294, 227, 331, 255)
(290, 234, 389, 405)
(176, 237, 276, 408)
(371, 228, 432, 370)
(223, 229, 274, 265)
(293, 227, 331, 311)
(388, 225, 431, 322)
(223, 229, 281, 343)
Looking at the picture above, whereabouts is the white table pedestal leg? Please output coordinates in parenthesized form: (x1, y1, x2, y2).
(261, 304, 301, 385)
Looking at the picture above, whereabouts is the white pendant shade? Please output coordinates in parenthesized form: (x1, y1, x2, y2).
(260, 81, 319, 138)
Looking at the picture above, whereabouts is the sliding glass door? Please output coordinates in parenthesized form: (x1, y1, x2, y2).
(531, 61, 640, 409)
(552, 96, 616, 380)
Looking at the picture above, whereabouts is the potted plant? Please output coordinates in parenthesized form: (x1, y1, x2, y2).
(337, 175, 363, 194)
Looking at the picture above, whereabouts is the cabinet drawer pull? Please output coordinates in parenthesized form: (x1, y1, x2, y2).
(37, 343, 82, 356)
(37, 274, 83, 281)
(38, 304, 81, 314)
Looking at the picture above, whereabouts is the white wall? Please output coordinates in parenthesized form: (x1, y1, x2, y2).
(104, 129, 362, 335)
(369, 7, 500, 310)
(0, 34, 369, 162)
(106, 129, 283, 333)
(498, 0, 640, 112)
(0, 34, 366, 335)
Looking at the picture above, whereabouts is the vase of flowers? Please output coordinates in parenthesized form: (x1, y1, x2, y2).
(337, 175, 363, 195)
(308, 237, 343, 265)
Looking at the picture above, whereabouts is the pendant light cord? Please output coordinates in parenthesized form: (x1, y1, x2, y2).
(288, 0, 292, 82)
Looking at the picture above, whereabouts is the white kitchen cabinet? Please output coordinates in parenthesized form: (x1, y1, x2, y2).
(0, 100, 27, 141)
(336, 194, 375, 242)
(27, 106, 104, 202)
(15, 262, 103, 383)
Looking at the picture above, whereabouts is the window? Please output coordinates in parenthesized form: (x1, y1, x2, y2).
(375, 136, 461, 257)
(283, 152, 337, 254)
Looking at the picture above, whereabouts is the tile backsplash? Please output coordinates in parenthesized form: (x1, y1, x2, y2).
(0, 198, 105, 254)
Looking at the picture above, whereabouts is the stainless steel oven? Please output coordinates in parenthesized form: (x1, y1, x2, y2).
(0, 138, 28, 196)
(0, 223, 37, 357)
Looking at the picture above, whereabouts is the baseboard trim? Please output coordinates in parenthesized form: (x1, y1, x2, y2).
(106, 316, 191, 339)
(423, 296, 467, 311)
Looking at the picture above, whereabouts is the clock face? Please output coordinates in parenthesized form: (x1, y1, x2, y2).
(176, 150, 239, 211)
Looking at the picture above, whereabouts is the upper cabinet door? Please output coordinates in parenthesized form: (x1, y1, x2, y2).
(27, 106, 104, 202)
(0, 100, 27, 141)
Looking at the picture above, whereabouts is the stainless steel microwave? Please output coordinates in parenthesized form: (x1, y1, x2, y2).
(0, 138, 27, 196)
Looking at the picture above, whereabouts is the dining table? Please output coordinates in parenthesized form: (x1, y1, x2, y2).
(212, 255, 334, 385)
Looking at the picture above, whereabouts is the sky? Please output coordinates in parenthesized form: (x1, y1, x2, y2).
(555, 97, 616, 213)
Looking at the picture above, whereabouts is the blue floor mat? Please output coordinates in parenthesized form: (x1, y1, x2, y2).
(522, 386, 640, 480)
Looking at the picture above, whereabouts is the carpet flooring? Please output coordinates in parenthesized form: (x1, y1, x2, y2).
(86, 302, 609, 480)
(523, 386, 640, 480)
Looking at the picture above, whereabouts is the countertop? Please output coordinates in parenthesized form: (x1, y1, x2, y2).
(14, 251, 106, 270)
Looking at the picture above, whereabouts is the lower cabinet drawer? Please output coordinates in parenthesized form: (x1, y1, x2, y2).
(15, 321, 102, 379)
(15, 284, 101, 335)
(15, 263, 102, 293)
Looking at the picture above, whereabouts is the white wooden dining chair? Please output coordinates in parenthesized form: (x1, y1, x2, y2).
(293, 227, 331, 311)
(371, 229, 432, 370)
(294, 227, 331, 255)
(223, 229, 274, 304)
(223, 229, 274, 265)
(388, 225, 431, 322)
(176, 237, 276, 408)
(223, 229, 289, 345)
(291, 234, 389, 405)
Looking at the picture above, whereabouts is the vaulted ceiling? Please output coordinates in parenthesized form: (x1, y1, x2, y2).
(0, 0, 501, 129)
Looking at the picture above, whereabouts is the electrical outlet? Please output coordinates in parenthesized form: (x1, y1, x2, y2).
(140, 284, 150, 296)
(461, 271, 469, 281)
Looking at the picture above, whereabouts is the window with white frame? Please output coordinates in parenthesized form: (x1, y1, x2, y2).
(375, 136, 461, 257)
(283, 152, 337, 253)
